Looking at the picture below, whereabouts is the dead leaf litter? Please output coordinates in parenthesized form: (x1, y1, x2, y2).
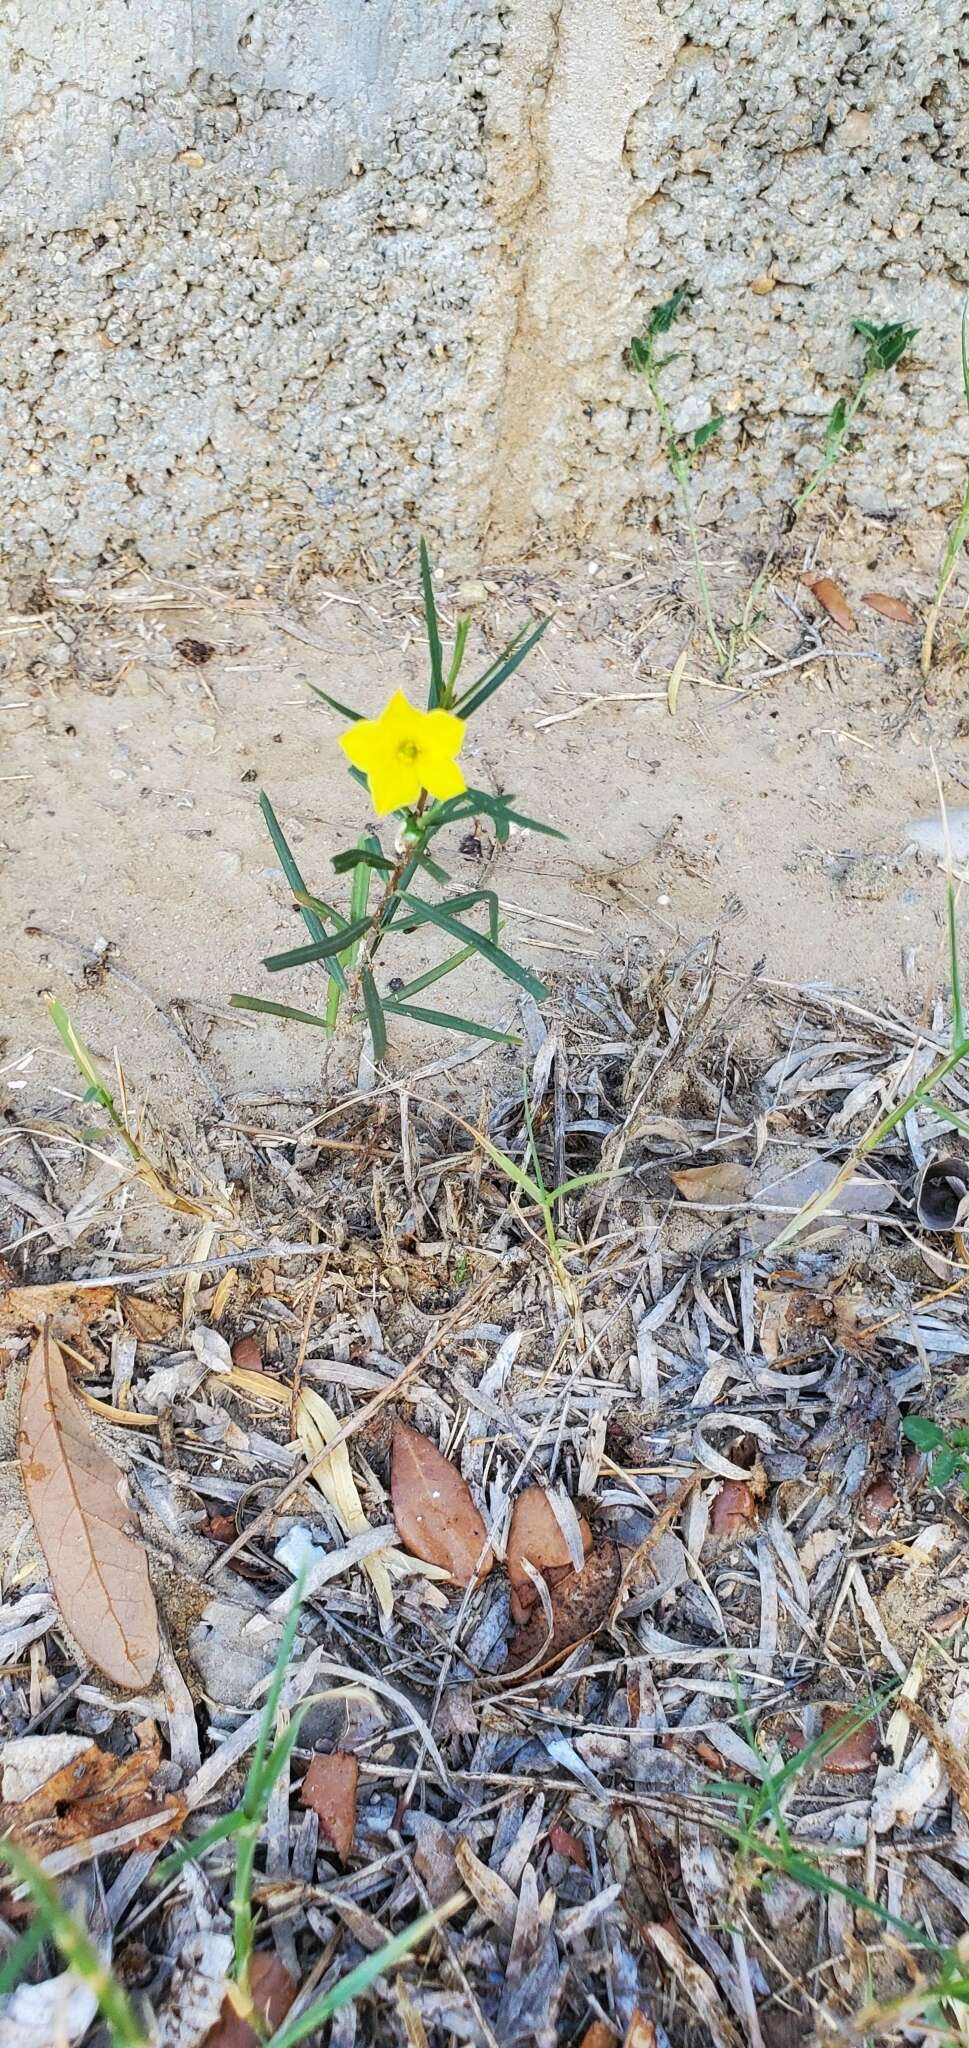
(4, 940, 969, 2042)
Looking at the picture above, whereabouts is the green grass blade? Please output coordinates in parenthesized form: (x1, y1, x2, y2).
(244, 1571, 306, 1810)
(455, 616, 550, 719)
(397, 889, 547, 1001)
(260, 793, 348, 993)
(264, 918, 372, 971)
(948, 878, 965, 1046)
(0, 1840, 147, 2047)
(305, 681, 363, 722)
(332, 847, 394, 875)
(396, 887, 499, 945)
(923, 1097, 969, 1140)
(291, 887, 349, 928)
(391, 943, 476, 1001)
(265, 1906, 452, 2048)
(0, 1916, 50, 1995)
(155, 1809, 243, 1885)
(361, 969, 387, 1059)
(445, 616, 471, 693)
(382, 1000, 518, 1044)
(230, 994, 331, 1030)
(420, 538, 445, 708)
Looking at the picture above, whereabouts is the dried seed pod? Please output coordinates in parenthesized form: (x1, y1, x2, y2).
(800, 575, 856, 632)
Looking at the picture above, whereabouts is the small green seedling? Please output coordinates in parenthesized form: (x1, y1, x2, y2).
(902, 1414, 969, 1494)
(793, 316, 919, 512)
(922, 293, 969, 677)
(233, 542, 563, 1057)
(0, 1577, 456, 2048)
(629, 283, 727, 665)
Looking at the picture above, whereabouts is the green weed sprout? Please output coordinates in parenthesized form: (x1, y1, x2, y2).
(793, 316, 918, 512)
(922, 294, 969, 677)
(232, 543, 562, 1057)
(0, 1577, 455, 2048)
(902, 1414, 969, 1494)
(629, 284, 727, 666)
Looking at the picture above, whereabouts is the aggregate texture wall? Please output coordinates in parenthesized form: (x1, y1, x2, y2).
(0, 0, 966, 579)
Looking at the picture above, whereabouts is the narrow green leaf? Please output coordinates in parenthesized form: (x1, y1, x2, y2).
(455, 617, 550, 720)
(260, 793, 347, 994)
(264, 917, 372, 971)
(332, 847, 394, 875)
(647, 281, 693, 337)
(923, 1096, 969, 1140)
(361, 969, 387, 1060)
(291, 887, 349, 927)
(0, 1840, 147, 2046)
(230, 994, 332, 1031)
(266, 1906, 451, 2048)
(0, 1917, 50, 1996)
(155, 1808, 243, 1884)
(397, 889, 548, 1001)
(396, 886, 499, 945)
(391, 942, 476, 1001)
(305, 681, 363, 722)
(420, 537, 444, 708)
(245, 1568, 306, 1805)
(382, 1000, 518, 1044)
(823, 395, 848, 454)
(445, 616, 471, 692)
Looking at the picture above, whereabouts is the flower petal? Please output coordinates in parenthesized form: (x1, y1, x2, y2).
(368, 761, 423, 815)
(422, 756, 467, 802)
(340, 721, 381, 772)
(423, 709, 465, 757)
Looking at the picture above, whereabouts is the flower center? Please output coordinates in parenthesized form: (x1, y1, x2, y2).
(396, 740, 420, 762)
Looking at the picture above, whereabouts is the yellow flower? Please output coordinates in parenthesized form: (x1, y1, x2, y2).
(339, 690, 467, 815)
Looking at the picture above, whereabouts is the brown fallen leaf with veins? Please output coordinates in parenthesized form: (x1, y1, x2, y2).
(708, 1480, 758, 1541)
(799, 573, 856, 632)
(0, 1724, 183, 1854)
(821, 1711, 879, 1774)
(391, 1421, 493, 1584)
(300, 1750, 358, 1862)
(18, 1325, 160, 1689)
(507, 1486, 592, 1624)
(504, 1539, 621, 1676)
(862, 591, 917, 624)
(670, 1162, 750, 1202)
(548, 1819, 589, 1870)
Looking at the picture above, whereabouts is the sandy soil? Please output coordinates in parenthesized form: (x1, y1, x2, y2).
(2, 526, 967, 1145)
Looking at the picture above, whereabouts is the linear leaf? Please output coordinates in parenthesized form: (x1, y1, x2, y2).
(361, 969, 387, 1060)
(392, 942, 476, 1000)
(305, 681, 363, 722)
(397, 889, 547, 1000)
(455, 616, 550, 719)
(382, 1000, 518, 1044)
(396, 886, 499, 944)
(265, 1905, 454, 2048)
(292, 887, 349, 927)
(264, 917, 372, 971)
(445, 615, 471, 692)
(260, 793, 348, 993)
(231, 994, 331, 1031)
(332, 847, 394, 875)
(420, 538, 445, 708)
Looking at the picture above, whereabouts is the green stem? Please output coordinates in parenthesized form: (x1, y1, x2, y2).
(645, 359, 726, 666)
(793, 369, 873, 511)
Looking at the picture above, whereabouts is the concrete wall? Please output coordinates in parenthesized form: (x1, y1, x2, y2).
(1, 0, 965, 578)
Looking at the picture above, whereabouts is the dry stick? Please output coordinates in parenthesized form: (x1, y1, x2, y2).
(209, 1270, 498, 1578)
(289, 1257, 328, 1437)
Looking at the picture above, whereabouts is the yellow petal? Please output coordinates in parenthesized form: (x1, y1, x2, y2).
(368, 761, 423, 814)
(422, 755, 467, 802)
(423, 708, 465, 756)
(340, 720, 381, 772)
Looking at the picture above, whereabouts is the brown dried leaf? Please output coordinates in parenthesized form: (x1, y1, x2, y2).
(391, 1421, 493, 1585)
(580, 2026, 620, 2048)
(624, 2020, 658, 2048)
(299, 1750, 358, 1862)
(18, 1327, 160, 1689)
(759, 1287, 870, 1362)
(202, 1952, 296, 2048)
(505, 1540, 621, 1676)
(862, 591, 917, 624)
(708, 1480, 758, 1541)
(800, 573, 856, 632)
(231, 1335, 263, 1371)
(0, 1283, 113, 1346)
(670, 1163, 750, 1202)
(507, 1487, 592, 1623)
(822, 1712, 879, 1775)
(548, 1820, 589, 1870)
(0, 1727, 183, 1854)
(122, 1296, 180, 1344)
